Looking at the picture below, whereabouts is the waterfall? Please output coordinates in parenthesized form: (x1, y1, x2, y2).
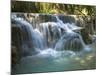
(12, 14, 89, 57)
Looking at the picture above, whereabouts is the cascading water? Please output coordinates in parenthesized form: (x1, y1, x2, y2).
(54, 16, 86, 51)
(12, 14, 46, 56)
(12, 14, 95, 74)
(12, 13, 90, 56)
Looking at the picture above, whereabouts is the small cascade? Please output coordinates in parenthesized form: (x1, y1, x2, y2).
(55, 32, 86, 51)
(32, 29, 46, 49)
(54, 16, 85, 51)
(12, 14, 46, 56)
(38, 22, 62, 47)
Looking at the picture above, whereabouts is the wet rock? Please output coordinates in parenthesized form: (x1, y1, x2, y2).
(58, 15, 76, 23)
(11, 46, 20, 66)
(80, 28, 92, 44)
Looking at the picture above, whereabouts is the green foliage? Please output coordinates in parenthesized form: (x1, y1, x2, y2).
(11, 1, 96, 16)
